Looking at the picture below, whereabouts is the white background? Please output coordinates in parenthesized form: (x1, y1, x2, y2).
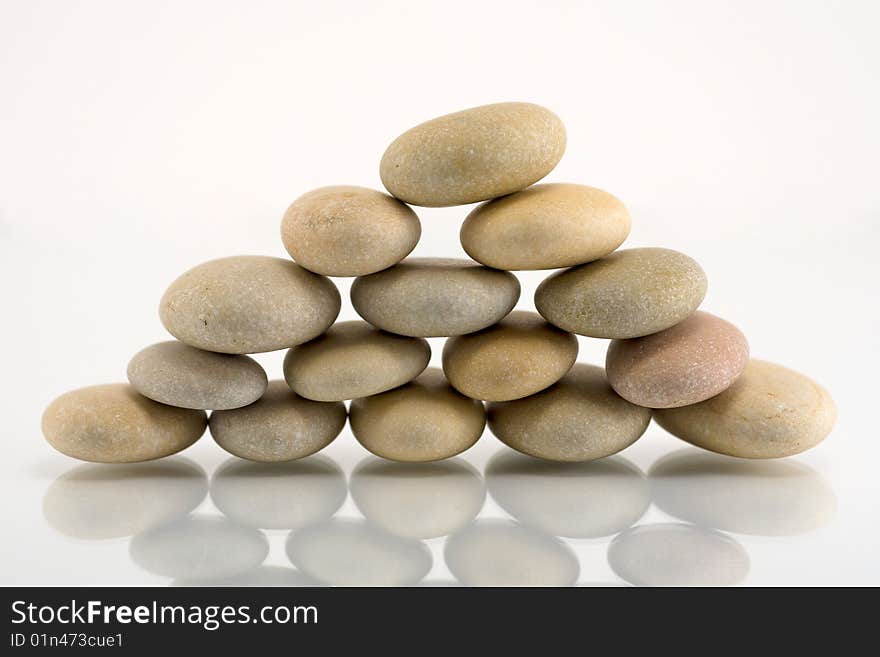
(1, 0, 878, 585)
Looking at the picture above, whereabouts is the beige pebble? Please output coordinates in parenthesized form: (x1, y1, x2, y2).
(653, 360, 836, 458)
(209, 381, 346, 462)
(281, 185, 421, 276)
(160, 255, 340, 354)
(535, 247, 707, 338)
(283, 320, 430, 401)
(442, 311, 577, 401)
(460, 183, 631, 270)
(349, 368, 486, 462)
(127, 341, 268, 410)
(488, 363, 651, 462)
(42, 384, 207, 463)
(380, 102, 566, 207)
(351, 257, 520, 337)
(606, 311, 749, 408)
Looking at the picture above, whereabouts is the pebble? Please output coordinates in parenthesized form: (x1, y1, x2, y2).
(209, 381, 346, 462)
(653, 359, 836, 458)
(380, 102, 566, 207)
(281, 185, 421, 276)
(442, 310, 577, 401)
(488, 364, 651, 462)
(159, 255, 340, 354)
(606, 311, 749, 408)
(351, 257, 520, 337)
(42, 384, 207, 463)
(283, 320, 430, 401)
(460, 183, 631, 270)
(349, 368, 486, 462)
(127, 341, 268, 410)
(535, 247, 707, 338)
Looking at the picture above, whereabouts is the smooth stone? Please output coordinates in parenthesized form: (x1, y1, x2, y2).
(286, 519, 432, 586)
(209, 381, 346, 462)
(159, 255, 340, 354)
(351, 257, 520, 337)
(487, 364, 651, 462)
(442, 310, 578, 401)
(127, 341, 268, 410)
(653, 360, 836, 458)
(606, 311, 749, 408)
(349, 457, 486, 539)
(42, 384, 207, 463)
(209, 456, 346, 530)
(444, 520, 579, 587)
(485, 451, 649, 538)
(283, 321, 430, 401)
(173, 565, 318, 588)
(380, 102, 566, 207)
(281, 185, 421, 276)
(460, 183, 631, 270)
(649, 449, 837, 536)
(607, 523, 750, 586)
(349, 368, 486, 462)
(42, 458, 207, 540)
(535, 247, 708, 338)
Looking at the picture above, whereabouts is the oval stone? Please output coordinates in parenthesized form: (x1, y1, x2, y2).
(460, 183, 631, 270)
(653, 360, 836, 458)
(42, 384, 207, 463)
(351, 257, 520, 337)
(606, 311, 749, 408)
(535, 247, 708, 338)
(442, 311, 578, 401)
(209, 381, 346, 462)
(380, 102, 566, 207)
(488, 363, 651, 462)
(159, 255, 340, 354)
(283, 321, 430, 401)
(281, 185, 421, 276)
(349, 368, 486, 462)
(127, 341, 268, 410)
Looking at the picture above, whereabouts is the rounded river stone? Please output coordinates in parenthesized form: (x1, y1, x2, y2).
(351, 257, 520, 337)
(42, 384, 207, 463)
(127, 341, 268, 410)
(349, 368, 486, 462)
(488, 363, 651, 462)
(283, 320, 430, 401)
(209, 381, 346, 462)
(281, 185, 421, 276)
(442, 311, 577, 401)
(159, 255, 340, 354)
(606, 311, 749, 408)
(380, 102, 566, 207)
(460, 183, 631, 270)
(535, 247, 708, 338)
(653, 359, 836, 459)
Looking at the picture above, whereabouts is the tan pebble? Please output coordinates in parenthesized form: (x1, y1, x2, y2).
(283, 321, 430, 401)
(351, 257, 520, 337)
(653, 359, 836, 458)
(460, 183, 631, 270)
(442, 310, 577, 401)
(281, 185, 421, 276)
(209, 381, 346, 462)
(349, 368, 486, 462)
(487, 363, 651, 462)
(606, 311, 749, 408)
(535, 247, 707, 338)
(42, 384, 207, 463)
(159, 255, 340, 354)
(380, 102, 566, 207)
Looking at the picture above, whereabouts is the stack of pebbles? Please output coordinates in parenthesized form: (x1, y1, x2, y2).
(42, 102, 836, 465)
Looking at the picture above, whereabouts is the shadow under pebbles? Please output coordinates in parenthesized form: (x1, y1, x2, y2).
(172, 565, 319, 587)
(43, 457, 208, 541)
